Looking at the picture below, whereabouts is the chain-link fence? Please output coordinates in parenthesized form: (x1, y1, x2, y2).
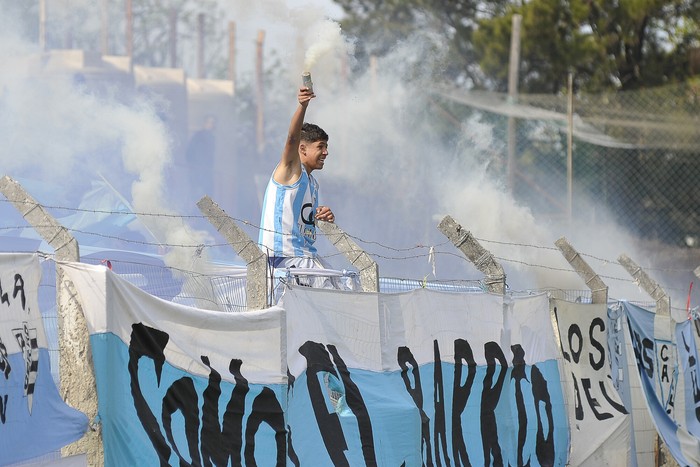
(438, 81, 700, 247)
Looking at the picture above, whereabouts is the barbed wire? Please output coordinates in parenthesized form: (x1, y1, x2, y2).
(476, 237, 560, 252)
(493, 255, 630, 284)
(0, 199, 447, 253)
(0, 198, 206, 219)
(33, 249, 700, 320)
(21, 240, 700, 297)
(36, 254, 695, 315)
(3, 198, 700, 284)
(20, 226, 698, 293)
(476, 235, 694, 274)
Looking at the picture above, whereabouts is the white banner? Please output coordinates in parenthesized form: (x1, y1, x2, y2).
(552, 299, 634, 466)
(63, 261, 285, 384)
(62, 262, 286, 466)
(62, 261, 571, 466)
(284, 287, 569, 466)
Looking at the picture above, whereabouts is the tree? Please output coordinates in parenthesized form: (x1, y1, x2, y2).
(333, 0, 700, 92)
(474, 1, 602, 92)
(333, 0, 487, 85)
(491, 0, 699, 92)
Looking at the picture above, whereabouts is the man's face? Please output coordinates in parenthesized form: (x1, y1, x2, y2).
(300, 140, 328, 172)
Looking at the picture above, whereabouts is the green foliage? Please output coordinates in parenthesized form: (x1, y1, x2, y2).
(475, 0, 699, 92)
(333, 0, 484, 84)
(334, 0, 700, 92)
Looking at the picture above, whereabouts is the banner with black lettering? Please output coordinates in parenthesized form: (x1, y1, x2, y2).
(61, 262, 287, 467)
(551, 299, 634, 466)
(621, 301, 700, 466)
(284, 287, 569, 466)
(0, 253, 88, 465)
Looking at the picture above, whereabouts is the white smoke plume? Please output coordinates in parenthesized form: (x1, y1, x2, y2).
(0, 10, 212, 272)
(220, 1, 352, 87)
(303, 19, 345, 70)
(303, 29, 662, 303)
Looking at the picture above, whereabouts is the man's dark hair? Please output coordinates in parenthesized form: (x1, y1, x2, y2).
(301, 122, 328, 143)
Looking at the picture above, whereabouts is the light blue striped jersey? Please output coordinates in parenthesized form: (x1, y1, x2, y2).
(258, 166, 319, 258)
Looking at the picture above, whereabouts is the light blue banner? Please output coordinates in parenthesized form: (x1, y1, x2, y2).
(90, 331, 287, 467)
(676, 322, 700, 440)
(92, 330, 568, 466)
(623, 301, 700, 466)
(287, 352, 568, 466)
(68, 263, 570, 466)
(0, 252, 88, 465)
(0, 349, 88, 465)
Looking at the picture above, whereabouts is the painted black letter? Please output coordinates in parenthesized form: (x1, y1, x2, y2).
(13, 274, 26, 311)
(432, 340, 451, 467)
(128, 323, 171, 466)
(511, 345, 530, 467)
(162, 377, 201, 466)
(244, 387, 286, 466)
(200, 357, 249, 467)
(452, 339, 476, 467)
(481, 342, 507, 467)
(531, 364, 555, 466)
(327, 344, 377, 466)
(398, 346, 433, 467)
(298, 341, 349, 466)
(0, 394, 7, 424)
(589, 318, 605, 371)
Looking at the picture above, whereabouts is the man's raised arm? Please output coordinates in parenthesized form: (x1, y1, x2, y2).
(272, 86, 315, 185)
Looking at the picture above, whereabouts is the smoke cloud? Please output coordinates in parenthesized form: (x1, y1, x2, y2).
(303, 19, 345, 70)
(0, 9, 212, 271)
(301, 24, 664, 304)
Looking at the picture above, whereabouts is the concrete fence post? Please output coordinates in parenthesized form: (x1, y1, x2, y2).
(554, 237, 608, 304)
(618, 253, 671, 316)
(197, 196, 268, 310)
(0, 175, 102, 464)
(619, 253, 675, 465)
(437, 215, 505, 294)
(317, 220, 379, 292)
